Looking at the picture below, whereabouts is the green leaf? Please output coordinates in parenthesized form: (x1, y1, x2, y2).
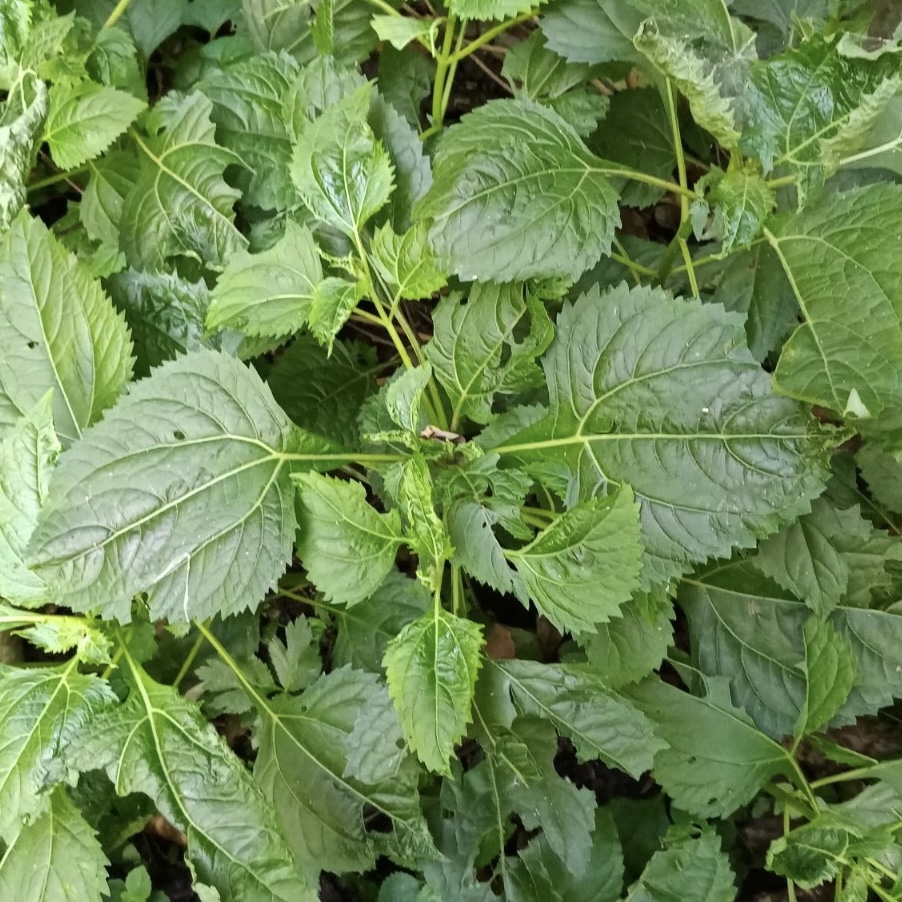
(291, 83, 394, 237)
(489, 717, 596, 874)
(81, 150, 140, 246)
(796, 616, 857, 739)
(740, 36, 902, 199)
(368, 90, 432, 232)
(394, 454, 454, 590)
(77, 0, 184, 59)
(626, 826, 736, 902)
(15, 616, 112, 665)
(267, 335, 378, 449)
(309, 275, 366, 350)
(69, 661, 316, 901)
(268, 618, 322, 692)
(767, 184, 902, 417)
(0, 211, 133, 446)
(0, 70, 47, 231)
(479, 659, 664, 777)
(28, 349, 331, 623)
(590, 88, 674, 208)
(0, 661, 114, 840)
(378, 45, 430, 131)
(632, 22, 741, 149)
(0, 786, 109, 902)
(857, 445, 902, 514)
(106, 267, 217, 377)
(207, 221, 323, 337)
(487, 283, 829, 585)
(579, 589, 674, 689)
(711, 243, 799, 363)
(539, 0, 642, 65)
(43, 79, 144, 170)
(504, 490, 643, 634)
(690, 164, 775, 253)
(370, 15, 438, 51)
(425, 281, 552, 428)
(680, 561, 902, 733)
(522, 808, 624, 902)
(384, 607, 484, 773)
(754, 496, 876, 615)
(199, 51, 301, 211)
(0, 394, 58, 604)
(626, 673, 794, 817)
(766, 816, 892, 890)
(414, 99, 621, 283)
(294, 472, 404, 606)
(370, 222, 447, 301)
(241, 0, 312, 57)
(254, 665, 436, 873)
(121, 91, 247, 271)
(501, 31, 609, 136)
(328, 571, 430, 672)
(312, 0, 334, 54)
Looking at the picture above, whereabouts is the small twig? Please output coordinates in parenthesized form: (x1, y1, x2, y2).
(467, 52, 512, 94)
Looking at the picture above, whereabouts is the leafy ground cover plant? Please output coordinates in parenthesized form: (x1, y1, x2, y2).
(5, 0, 902, 899)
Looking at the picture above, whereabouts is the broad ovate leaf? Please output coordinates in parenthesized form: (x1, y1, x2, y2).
(487, 283, 829, 585)
(681, 560, 902, 736)
(207, 221, 323, 337)
(121, 91, 247, 271)
(754, 496, 874, 615)
(291, 83, 394, 237)
(294, 472, 404, 606)
(384, 608, 483, 774)
(0, 69, 47, 232)
(626, 826, 736, 902)
(0, 786, 109, 902)
(504, 489, 644, 634)
(478, 660, 663, 778)
(28, 349, 338, 623)
(767, 184, 902, 418)
(43, 79, 145, 170)
(254, 666, 436, 875)
(539, 0, 642, 65)
(0, 661, 114, 840)
(414, 99, 620, 283)
(740, 36, 902, 199)
(425, 281, 552, 427)
(69, 663, 315, 901)
(0, 394, 58, 605)
(0, 211, 133, 446)
(199, 50, 301, 211)
(626, 673, 794, 817)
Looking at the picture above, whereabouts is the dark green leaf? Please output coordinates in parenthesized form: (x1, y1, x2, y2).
(487, 283, 829, 585)
(415, 99, 621, 282)
(0, 211, 133, 446)
(294, 472, 404, 606)
(69, 661, 315, 900)
(384, 608, 483, 773)
(626, 673, 794, 817)
(28, 349, 330, 623)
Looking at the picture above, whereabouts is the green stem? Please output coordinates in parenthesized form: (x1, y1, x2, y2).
(612, 238, 654, 284)
(440, 20, 468, 119)
(280, 450, 403, 464)
(766, 781, 816, 820)
(663, 79, 698, 295)
(448, 10, 534, 63)
(103, 0, 134, 28)
(101, 646, 124, 681)
(429, 16, 458, 133)
(172, 628, 208, 689)
(27, 165, 89, 192)
(784, 804, 798, 902)
(766, 174, 797, 189)
(809, 765, 878, 790)
(521, 511, 554, 530)
(195, 622, 269, 709)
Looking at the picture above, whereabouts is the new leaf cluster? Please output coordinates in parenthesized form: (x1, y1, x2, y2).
(3, 0, 902, 900)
